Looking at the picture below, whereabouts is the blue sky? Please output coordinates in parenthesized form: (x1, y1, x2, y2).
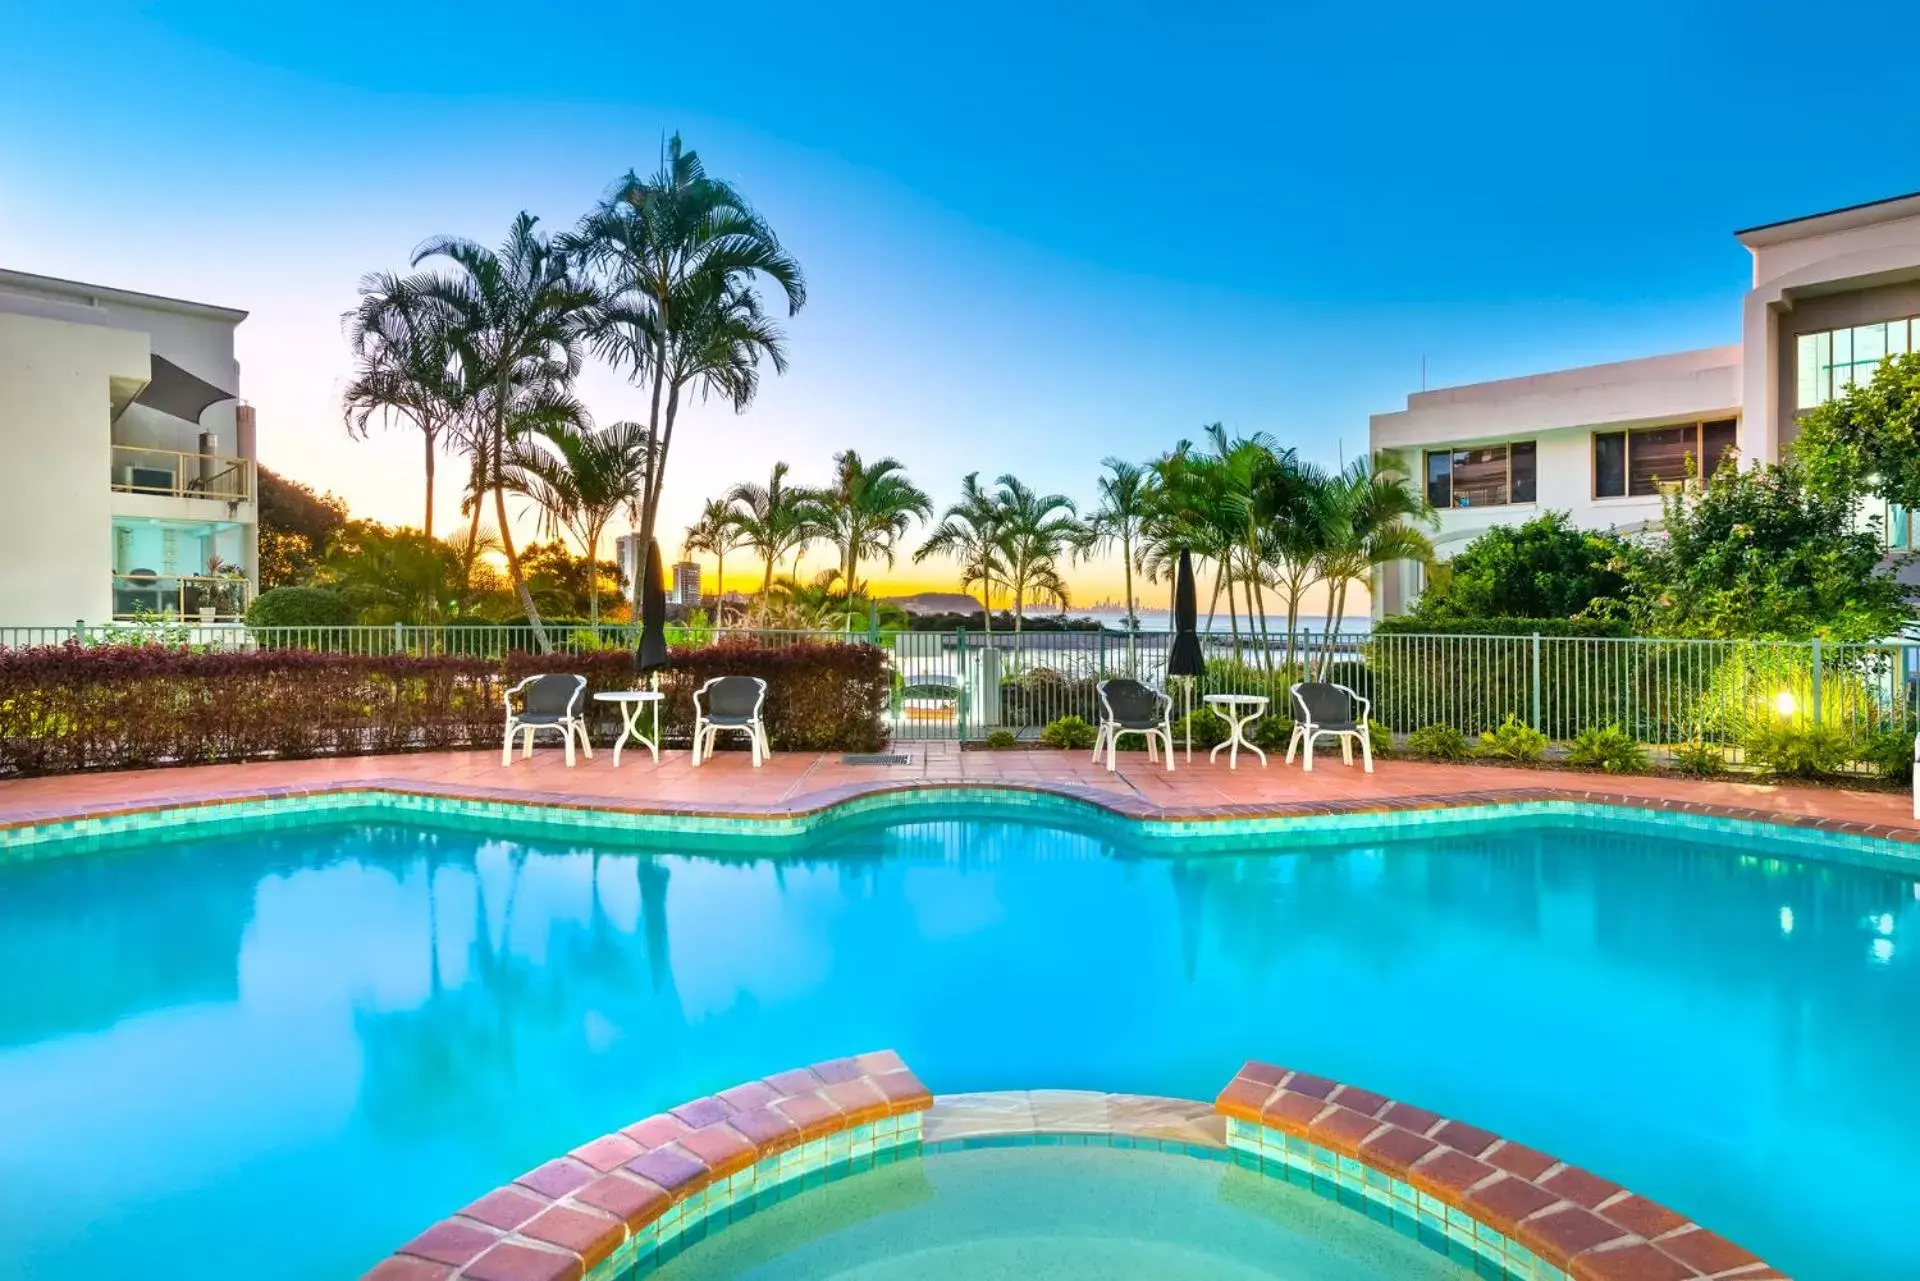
(4, 1, 1918, 597)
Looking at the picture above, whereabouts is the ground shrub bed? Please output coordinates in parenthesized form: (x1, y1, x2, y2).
(0, 639, 888, 775)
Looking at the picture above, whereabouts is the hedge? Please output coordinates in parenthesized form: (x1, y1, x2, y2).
(0, 639, 887, 776)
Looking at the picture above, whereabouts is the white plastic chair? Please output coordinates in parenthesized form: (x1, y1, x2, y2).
(1094, 678, 1175, 772)
(1286, 681, 1373, 773)
(502, 674, 592, 767)
(692, 676, 771, 766)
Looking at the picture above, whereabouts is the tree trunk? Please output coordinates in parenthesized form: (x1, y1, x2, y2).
(1121, 534, 1136, 667)
(423, 434, 436, 541)
(492, 387, 548, 653)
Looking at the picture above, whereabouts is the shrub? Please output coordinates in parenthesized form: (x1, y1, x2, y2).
(1406, 723, 1472, 762)
(1857, 727, 1915, 784)
(1038, 714, 1099, 750)
(1743, 723, 1853, 780)
(1249, 715, 1295, 752)
(1670, 740, 1728, 778)
(246, 587, 350, 629)
(0, 638, 889, 776)
(982, 728, 1018, 749)
(1169, 707, 1230, 749)
(1478, 715, 1547, 762)
(1566, 725, 1648, 774)
(635, 639, 889, 754)
(1367, 719, 1395, 757)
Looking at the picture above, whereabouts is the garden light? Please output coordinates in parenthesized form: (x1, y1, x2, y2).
(1772, 690, 1797, 717)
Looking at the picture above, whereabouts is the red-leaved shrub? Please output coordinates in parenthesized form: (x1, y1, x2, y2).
(0, 639, 888, 776)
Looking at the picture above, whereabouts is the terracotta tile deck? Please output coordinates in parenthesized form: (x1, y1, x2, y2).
(2, 742, 1915, 838)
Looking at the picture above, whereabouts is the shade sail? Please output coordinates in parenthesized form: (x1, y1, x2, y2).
(131, 355, 236, 425)
(634, 539, 670, 674)
(1166, 548, 1205, 678)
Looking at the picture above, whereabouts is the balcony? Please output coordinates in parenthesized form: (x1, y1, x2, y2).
(111, 573, 253, 621)
(111, 445, 252, 504)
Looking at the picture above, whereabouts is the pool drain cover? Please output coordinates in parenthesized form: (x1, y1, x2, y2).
(843, 753, 912, 765)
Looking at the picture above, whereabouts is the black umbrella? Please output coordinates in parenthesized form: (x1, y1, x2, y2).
(634, 538, 669, 677)
(1166, 548, 1204, 759)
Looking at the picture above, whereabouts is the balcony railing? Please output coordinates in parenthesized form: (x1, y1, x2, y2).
(110, 445, 252, 503)
(111, 573, 253, 621)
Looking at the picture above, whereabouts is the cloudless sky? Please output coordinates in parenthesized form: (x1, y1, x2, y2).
(4, 1, 1918, 602)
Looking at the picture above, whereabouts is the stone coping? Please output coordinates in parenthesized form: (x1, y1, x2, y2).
(365, 1051, 933, 1281)
(1215, 1060, 1783, 1281)
(5, 773, 1917, 853)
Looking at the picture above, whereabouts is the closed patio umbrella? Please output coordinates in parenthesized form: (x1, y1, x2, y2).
(634, 539, 669, 677)
(1166, 548, 1204, 760)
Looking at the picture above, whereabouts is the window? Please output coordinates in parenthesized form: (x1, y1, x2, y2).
(1423, 441, 1535, 509)
(1796, 317, 1917, 409)
(1592, 419, 1738, 498)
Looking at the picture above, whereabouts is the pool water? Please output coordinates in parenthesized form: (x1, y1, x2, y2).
(1, 806, 1915, 1280)
(647, 1144, 1471, 1279)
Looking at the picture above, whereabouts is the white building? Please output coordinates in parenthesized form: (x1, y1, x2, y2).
(0, 269, 255, 625)
(672, 561, 702, 607)
(1371, 191, 1920, 615)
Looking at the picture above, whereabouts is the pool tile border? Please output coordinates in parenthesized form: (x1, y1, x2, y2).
(1214, 1060, 1785, 1281)
(363, 1051, 933, 1281)
(6, 776, 1920, 874)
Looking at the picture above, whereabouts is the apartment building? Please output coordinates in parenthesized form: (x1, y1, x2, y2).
(0, 269, 255, 625)
(1370, 191, 1920, 615)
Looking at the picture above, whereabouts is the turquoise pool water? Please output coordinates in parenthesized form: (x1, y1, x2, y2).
(1, 803, 1914, 1279)
(647, 1143, 1470, 1279)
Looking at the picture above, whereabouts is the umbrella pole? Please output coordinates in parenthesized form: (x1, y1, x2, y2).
(1184, 678, 1192, 762)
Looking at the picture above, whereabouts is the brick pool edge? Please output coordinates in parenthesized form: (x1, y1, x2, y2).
(1216, 1060, 1783, 1280)
(363, 1051, 933, 1281)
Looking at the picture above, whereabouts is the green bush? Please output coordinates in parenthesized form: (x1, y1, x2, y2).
(1249, 715, 1296, 752)
(1038, 714, 1099, 750)
(1744, 723, 1853, 779)
(1406, 723, 1472, 762)
(1670, 740, 1728, 778)
(1169, 707, 1231, 749)
(982, 728, 1018, 749)
(246, 587, 350, 629)
(1857, 728, 1914, 783)
(1478, 715, 1547, 762)
(1367, 719, 1394, 757)
(1566, 725, 1648, 774)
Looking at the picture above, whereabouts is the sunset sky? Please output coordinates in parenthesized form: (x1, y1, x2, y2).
(6, 2, 1918, 605)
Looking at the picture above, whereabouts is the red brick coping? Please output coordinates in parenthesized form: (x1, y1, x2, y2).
(365, 1051, 933, 1281)
(4, 776, 1915, 846)
(1215, 1061, 1782, 1280)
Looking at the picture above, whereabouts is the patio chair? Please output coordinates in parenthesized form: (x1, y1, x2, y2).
(1286, 681, 1372, 773)
(692, 675, 771, 766)
(502, 674, 592, 767)
(1094, 678, 1174, 772)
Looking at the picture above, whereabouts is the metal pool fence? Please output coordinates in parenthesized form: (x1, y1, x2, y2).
(4, 622, 1917, 757)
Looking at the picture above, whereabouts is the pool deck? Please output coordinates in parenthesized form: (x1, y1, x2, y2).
(2, 741, 1915, 838)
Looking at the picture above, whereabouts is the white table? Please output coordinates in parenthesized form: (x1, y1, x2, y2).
(1204, 693, 1270, 770)
(594, 690, 664, 766)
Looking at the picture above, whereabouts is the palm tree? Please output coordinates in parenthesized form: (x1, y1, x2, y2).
(407, 213, 597, 652)
(503, 420, 652, 627)
(569, 136, 804, 575)
(993, 475, 1078, 632)
(341, 273, 467, 542)
(914, 472, 1005, 634)
(725, 462, 818, 615)
(682, 499, 741, 629)
(1314, 454, 1435, 664)
(1078, 458, 1156, 648)
(814, 451, 931, 600)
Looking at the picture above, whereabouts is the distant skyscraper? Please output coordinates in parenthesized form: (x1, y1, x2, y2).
(673, 561, 702, 607)
(613, 534, 645, 607)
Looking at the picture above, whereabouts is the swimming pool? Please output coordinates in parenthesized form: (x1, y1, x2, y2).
(646, 1142, 1471, 1279)
(0, 799, 1912, 1279)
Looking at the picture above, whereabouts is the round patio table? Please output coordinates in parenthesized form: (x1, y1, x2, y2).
(593, 690, 664, 766)
(1204, 693, 1269, 770)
